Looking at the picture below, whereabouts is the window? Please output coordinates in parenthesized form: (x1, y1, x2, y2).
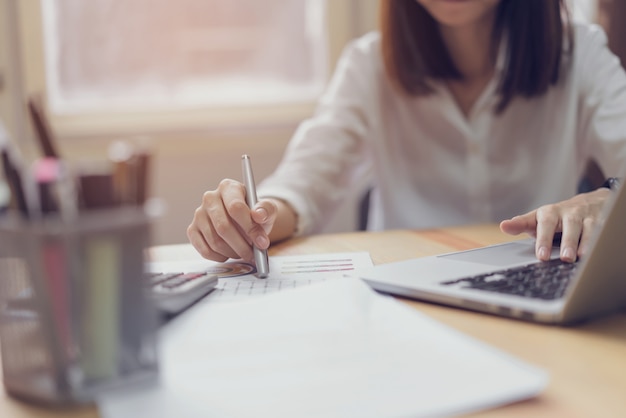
(42, 0, 328, 114)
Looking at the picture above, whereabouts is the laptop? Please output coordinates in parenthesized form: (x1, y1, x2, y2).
(358, 181, 626, 325)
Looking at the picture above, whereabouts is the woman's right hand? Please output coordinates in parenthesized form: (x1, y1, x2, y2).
(186, 179, 278, 263)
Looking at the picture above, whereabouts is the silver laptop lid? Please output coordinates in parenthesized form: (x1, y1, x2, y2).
(558, 180, 626, 324)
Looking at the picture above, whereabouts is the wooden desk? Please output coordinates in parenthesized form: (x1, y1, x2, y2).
(2, 224, 625, 417)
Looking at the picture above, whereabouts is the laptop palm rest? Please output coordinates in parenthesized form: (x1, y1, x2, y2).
(438, 240, 546, 267)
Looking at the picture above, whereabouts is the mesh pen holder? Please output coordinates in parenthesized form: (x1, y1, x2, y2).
(0, 207, 159, 406)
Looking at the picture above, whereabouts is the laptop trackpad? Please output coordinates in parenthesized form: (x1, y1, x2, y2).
(438, 241, 540, 267)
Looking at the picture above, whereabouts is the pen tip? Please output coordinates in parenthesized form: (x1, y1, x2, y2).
(242, 154, 250, 160)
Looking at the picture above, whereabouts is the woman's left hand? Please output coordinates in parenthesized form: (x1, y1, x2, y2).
(499, 188, 612, 263)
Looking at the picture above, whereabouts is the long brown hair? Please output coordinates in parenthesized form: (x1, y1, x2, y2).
(380, 0, 573, 112)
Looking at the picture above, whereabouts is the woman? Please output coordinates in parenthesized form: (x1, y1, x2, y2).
(187, 0, 626, 267)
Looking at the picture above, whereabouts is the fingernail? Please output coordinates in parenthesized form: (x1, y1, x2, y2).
(562, 247, 575, 261)
(255, 208, 268, 222)
(255, 235, 269, 248)
(538, 246, 549, 260)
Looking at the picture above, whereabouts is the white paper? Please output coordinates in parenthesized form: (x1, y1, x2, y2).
(98, 278, 547, 418)
(148, 251, 374, 303)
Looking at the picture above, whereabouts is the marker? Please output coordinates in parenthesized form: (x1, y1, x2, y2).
(241, 155, 269, 278)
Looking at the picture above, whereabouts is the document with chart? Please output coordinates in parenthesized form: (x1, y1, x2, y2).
(147, 251, 374, 303)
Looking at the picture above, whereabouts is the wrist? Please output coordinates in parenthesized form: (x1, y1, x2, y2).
(600, 177, 621, 191)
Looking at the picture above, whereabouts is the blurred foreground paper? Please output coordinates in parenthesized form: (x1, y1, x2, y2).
(98, 277, 547, 418)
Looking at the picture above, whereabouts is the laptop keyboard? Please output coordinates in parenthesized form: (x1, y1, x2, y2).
(441, 258, 580, 300)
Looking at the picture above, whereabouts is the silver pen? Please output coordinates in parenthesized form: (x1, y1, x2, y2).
(241, 154, 270, 278)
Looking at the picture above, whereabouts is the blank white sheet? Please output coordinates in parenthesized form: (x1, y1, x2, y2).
(98, 277, 547, 418)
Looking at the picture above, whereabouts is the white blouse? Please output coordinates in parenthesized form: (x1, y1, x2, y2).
(258, 23, 626, 236)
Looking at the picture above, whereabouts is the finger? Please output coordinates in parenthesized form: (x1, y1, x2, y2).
(189, 185, 252, 261)
(251, 199, 278, 239)
(220, 183, 272, 251)
(191, 194, 242, 260)
(220, 198, 264, 255)
(219, 179, 254, 230)
(578, 217, 599, 258)
(250, 206, 271, 249)
(208, 201, 256, 262)
(499, 212, 538, 236)
(186, 225, 229, 262)
(559, 213, 582, 263)
(187, 196, 235, 261)
(534, 205, 559, 261)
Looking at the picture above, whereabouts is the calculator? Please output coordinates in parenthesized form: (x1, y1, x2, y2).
(145, 271, 218, 315)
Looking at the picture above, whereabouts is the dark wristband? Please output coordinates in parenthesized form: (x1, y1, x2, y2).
(600, 177, 621, 191)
